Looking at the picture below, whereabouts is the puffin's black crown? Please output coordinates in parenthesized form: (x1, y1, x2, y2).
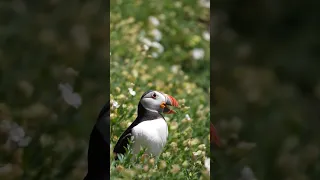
(140, 90, 154, 99)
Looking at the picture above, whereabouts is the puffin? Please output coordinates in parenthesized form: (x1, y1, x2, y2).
(113, 90, 179, 158)
(84, 103, 110, 180)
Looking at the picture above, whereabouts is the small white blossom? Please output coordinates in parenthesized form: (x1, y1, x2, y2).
(191, 48, 205, 60)
(171, 65, 180, 74)
(140, 37, 153, 50)
(148, 16, 160, 26)
(143, 44, 149, 51)
(140, 37, 153, 46)
(1, 120, 32, 147)
(58, 83, 82, 108)
(151, 29, 162, 41)
(140, 37, 164, 56)
(152, 52, 159, 58)
(199, 0, 210, 8)
(185, 114, 191, 121)
(202, 31, 210, 41)
(192, 150, 202, 156)
(174, 2, 182, 8)
(9, 126, 25, 142)
(204, 157, 210, 172)
(128, 88, 136, 96)
(151, 41, 164, 53)
(111, 100, 120, 109)
(18, 136, 32, 147)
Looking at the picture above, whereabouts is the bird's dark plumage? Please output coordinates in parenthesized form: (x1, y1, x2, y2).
(113, 102, 163, 156)
(84, 103, 110, 180)
(141, 90, 153, 99)
(113, 90, 179, 159)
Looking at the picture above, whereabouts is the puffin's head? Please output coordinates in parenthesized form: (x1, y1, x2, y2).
(139, 90, 179, 114)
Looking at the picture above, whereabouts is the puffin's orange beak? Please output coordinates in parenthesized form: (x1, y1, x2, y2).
(161, 94, 179, 114)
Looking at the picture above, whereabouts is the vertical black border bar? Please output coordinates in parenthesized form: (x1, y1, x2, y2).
(210, 3, 214, 180)
(84, 0, 110, 180)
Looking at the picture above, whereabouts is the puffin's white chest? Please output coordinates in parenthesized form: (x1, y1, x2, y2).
(131, 118, 168, 156)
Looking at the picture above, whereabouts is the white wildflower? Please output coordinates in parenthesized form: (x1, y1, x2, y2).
(192, 150, 202, 156)
(127, 122, 132, 127)
(185, 114, 191, 121)
(128, 88, 136, 96)
(202, 31, 210, 41)
(199, 0, 210, 8)
(58, 83, 82, 108)
(191, 48, 205, 60)
(140, 37, 164, 57)
(152, 52, 159, 58)
(204, 157, 210, 172)
(3, 120, 32, 147)
(151, 41, 164, 53)
(143, 44, 149, 51)
(148, 16, 160, 26)
(151, 29, 162, 41)
(174, 2, 182, 8)
(140, 37, 153, 50)
(111, 100, 120, 109)
(9, 125, 25, 142)
(171, 65, 179, 74)
(18, 136, 32, 147)
(140, 37, 153, 46)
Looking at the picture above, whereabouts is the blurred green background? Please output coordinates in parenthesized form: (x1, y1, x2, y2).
(0, 1, 107, 179)
(211, 0, 320, 180)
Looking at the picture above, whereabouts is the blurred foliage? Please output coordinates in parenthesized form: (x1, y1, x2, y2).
(110, 0, 210, 179)
(0, 0, 107, 180)
(211, 0, 320, 180)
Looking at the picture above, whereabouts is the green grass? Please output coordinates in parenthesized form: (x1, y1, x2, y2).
(110, 0, 210, 179)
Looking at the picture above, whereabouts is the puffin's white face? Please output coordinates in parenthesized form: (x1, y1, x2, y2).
(140, 91, 179, 114)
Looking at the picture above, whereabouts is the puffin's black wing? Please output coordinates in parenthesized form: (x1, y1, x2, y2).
(113, 119, 140, 156)
(113, 103, 163, 158)
(84, 103, 110, 180)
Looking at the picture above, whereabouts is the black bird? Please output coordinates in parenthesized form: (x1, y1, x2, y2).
(113, 90, 179, 159)
(84, 103, 110, 180)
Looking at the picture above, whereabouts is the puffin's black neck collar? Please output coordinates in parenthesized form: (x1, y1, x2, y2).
(137, 103, 164, 121)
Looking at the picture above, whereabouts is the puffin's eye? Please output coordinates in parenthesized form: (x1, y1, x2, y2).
(152, 93, 157, 99)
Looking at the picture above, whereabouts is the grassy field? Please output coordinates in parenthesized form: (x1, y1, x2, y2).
(110, 0, 210, 179)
